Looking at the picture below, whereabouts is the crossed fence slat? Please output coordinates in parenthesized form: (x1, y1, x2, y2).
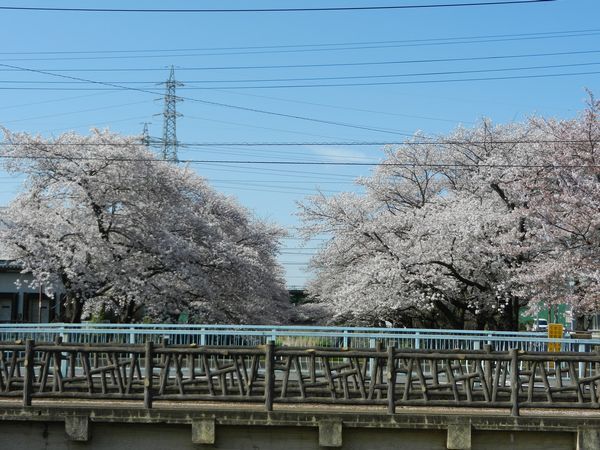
(1, 340, 599, 416)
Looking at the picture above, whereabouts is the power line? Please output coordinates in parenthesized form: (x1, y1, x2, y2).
(0, 139, 591, 146)
(179, 70, 600, 89)
(0, 2, 556, 14)
(0, 62, 418, 138)
(1, 29, 597, 56)
(182, 160, 600, 169)
(0, 92, 114, 111)
(4, 30, 596, 63)
(37, 115, 158, 135)
(2, 69, 598, 91)
(0, 154, 595, 168)
(197, 163, 361, 181)
(4, 60, 600, 85)
(212, 184, 336, 196)
(211, 90, 470, 125)
(8, 49, 595, 73)
(184, 115, 351, 140)
(0, 99, 153, 124)
(209, 179, 355, 185)
(158, 61, 600, 82)
(285, 238, 329, 241)
(194, 147, 371, 163)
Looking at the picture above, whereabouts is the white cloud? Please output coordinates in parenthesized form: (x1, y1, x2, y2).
(310, 146, 373, 163)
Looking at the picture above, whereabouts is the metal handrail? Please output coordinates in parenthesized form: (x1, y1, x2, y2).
(0, 322, 542, 335)
(0, 324, 595, 352)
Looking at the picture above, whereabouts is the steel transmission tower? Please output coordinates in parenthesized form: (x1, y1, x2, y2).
(140, 122, 151, 148)
(159, 66, 182, 161)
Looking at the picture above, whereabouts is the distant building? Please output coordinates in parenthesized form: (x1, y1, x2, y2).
(0, 260, 62, 323)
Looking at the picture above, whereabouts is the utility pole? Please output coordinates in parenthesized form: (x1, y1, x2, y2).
(159, 66, 182, 162)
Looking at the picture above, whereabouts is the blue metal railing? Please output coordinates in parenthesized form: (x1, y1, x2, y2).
(0, 323, 596, 353)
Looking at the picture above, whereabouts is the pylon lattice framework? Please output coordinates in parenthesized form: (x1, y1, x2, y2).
(160, 66, 183, 161)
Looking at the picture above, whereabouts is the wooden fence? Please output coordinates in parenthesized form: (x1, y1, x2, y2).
(1, 339, 599, 416)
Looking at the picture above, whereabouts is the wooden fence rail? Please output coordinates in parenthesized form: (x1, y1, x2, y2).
(1, 340, 599, 416)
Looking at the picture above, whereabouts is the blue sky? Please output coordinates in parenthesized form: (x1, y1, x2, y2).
(0, 0, 598, 287)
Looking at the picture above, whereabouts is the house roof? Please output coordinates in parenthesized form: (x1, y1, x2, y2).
(0, 259, 23, 272)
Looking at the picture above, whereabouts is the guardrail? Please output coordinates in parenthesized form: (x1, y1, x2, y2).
(0, 323, 593, 353)
(1, 340, 599, 416)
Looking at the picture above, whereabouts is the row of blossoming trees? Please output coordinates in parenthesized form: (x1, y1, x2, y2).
(0, 130, 290, 323)
(298, 95, 599, 330)
(0, 96, 597, 328)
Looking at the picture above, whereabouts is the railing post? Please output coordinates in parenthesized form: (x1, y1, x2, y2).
(510, 349, 519, 417)
(415, 332, 421, 350)
(264, 340, 274, 412)
(59, 329, 68, 375)
(387, 345, 395, 414)
(53, 335, 63, 383)
(343, 330, 349, 349)
(368, 338, 376, 378)
(129, 327, 135, 344)
(483, 344, 492, 389)
(200, 327, 206, 346)
(23, 339, 34, 407)
(144, 341, 154, 409)
(579, 343, 586, 379)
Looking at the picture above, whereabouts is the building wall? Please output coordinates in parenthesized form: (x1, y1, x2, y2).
(0, 271, 62, 323)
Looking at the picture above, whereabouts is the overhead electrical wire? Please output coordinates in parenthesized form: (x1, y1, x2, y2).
(0, 154, 594, 169)
(0, 99, 154, 124)
(3, 60, 600, 85)
(0, 62, 422, 138)
(0, 2, 556, 14)
(191, 146, 370, 163)
(0, 92, 117, 111)
(178, 70, 600, 89)
(214, 184, 341, 195)
(197, 164, 361, 181)
(212, 89, 471, 124)
(2, 70, 598, 90)
(4, 30, 597, 62)
(211, 184, 337, 196)
(0, 139, 590, 146)
(184, 115, 349, 141)
(1, 28, 596, 56)
(5, 49, 595, 72)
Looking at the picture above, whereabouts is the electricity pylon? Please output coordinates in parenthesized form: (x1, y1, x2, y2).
(159, 66, 182, 161)
(140, 122, 151, 148)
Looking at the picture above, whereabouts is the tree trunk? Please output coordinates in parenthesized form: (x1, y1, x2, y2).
(119, 300, 137, 323)
(434, 300, 465, 329)
(575, 314, 589, 332)
(60, 294, 82, 323)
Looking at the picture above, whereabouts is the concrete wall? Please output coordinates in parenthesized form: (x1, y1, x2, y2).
(0, 406, 596, 450)
(0, 421, 577, 450)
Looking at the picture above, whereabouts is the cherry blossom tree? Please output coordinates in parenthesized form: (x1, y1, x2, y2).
(299, 97, 599, 330)
(514, 94, 600, 327)
(0, 129, 290, 323)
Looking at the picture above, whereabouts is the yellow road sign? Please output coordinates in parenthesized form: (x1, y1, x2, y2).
(548, 323, 563, 352)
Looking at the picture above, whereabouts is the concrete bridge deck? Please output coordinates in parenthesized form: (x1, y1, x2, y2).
(0, 399, 599, 450)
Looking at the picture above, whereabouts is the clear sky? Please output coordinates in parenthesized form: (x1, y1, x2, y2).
(0, 0, 598, 288)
